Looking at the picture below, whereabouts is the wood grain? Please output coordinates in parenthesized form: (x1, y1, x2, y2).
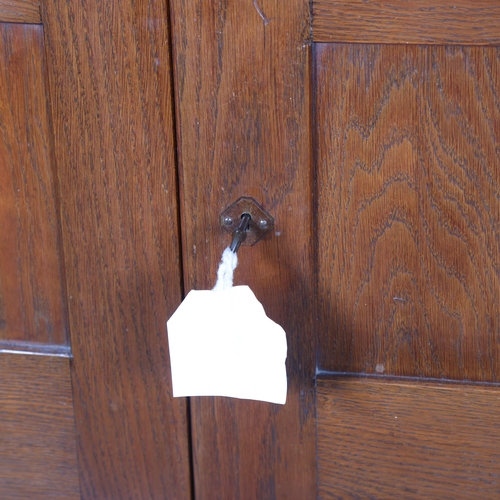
(313, 0, 500, 44)
(0, 0, 41, 24)
(316, 44, 500, 381)
(0, 24, 67, 347)
(169, 0, 316, 497)
(40, 0, 192, 497)
(0, 352, 80, 499)
(317, 377, 500, 499)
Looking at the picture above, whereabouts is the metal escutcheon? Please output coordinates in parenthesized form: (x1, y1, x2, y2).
(219, 197, 274, 251)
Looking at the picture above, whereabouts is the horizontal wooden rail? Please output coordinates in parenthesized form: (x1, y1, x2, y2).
(0, 0, 40, 23)
(313, 0, 500, 44)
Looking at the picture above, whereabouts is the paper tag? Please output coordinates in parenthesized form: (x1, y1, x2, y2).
(167, 285, 287, 404)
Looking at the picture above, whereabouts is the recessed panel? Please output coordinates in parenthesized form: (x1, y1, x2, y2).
(0, 24, 67, 347)
(0, 352, 80, 498)
(316, 44, 500, 381)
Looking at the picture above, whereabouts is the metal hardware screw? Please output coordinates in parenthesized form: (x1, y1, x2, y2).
(258, 219, 268, 229)
(223, 216, 233, 226)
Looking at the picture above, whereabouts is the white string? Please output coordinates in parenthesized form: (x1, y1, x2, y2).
(213, 247, 238, 291)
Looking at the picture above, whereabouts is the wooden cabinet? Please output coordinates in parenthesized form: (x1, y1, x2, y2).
(1, 1, 499, 498)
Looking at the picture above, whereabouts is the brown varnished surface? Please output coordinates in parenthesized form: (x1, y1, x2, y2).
(170, 0, 315, 498)
(317, 377, 500, 499)
(0, 0, 41, 24)
(0, 353, 80, 499)
(0, 24, 67, 347)
(41, 0, 192, 498)
(316, 44, 500, 382)
(313, 0, 500, 44)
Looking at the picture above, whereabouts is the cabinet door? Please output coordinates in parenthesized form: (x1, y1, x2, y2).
(1, 0, 191, 498)
(170, 1, 500, 498)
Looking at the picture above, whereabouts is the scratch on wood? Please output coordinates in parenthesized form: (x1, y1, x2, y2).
(252, 0, 270, 25)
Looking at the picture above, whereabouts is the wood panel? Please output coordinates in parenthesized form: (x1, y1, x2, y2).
(317, 377, 500, 499)
(170, 0, 315, 498)
(316, 44, 500, 381)
(0, 352, 80, 499)
(0, 0, 41, 24)
(40, 0, 192, 498)
(312, 0, 500, 44)
(0, 24, 67, 347)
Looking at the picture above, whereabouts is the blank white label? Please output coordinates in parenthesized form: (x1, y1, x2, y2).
(167, 285, 287, 404)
